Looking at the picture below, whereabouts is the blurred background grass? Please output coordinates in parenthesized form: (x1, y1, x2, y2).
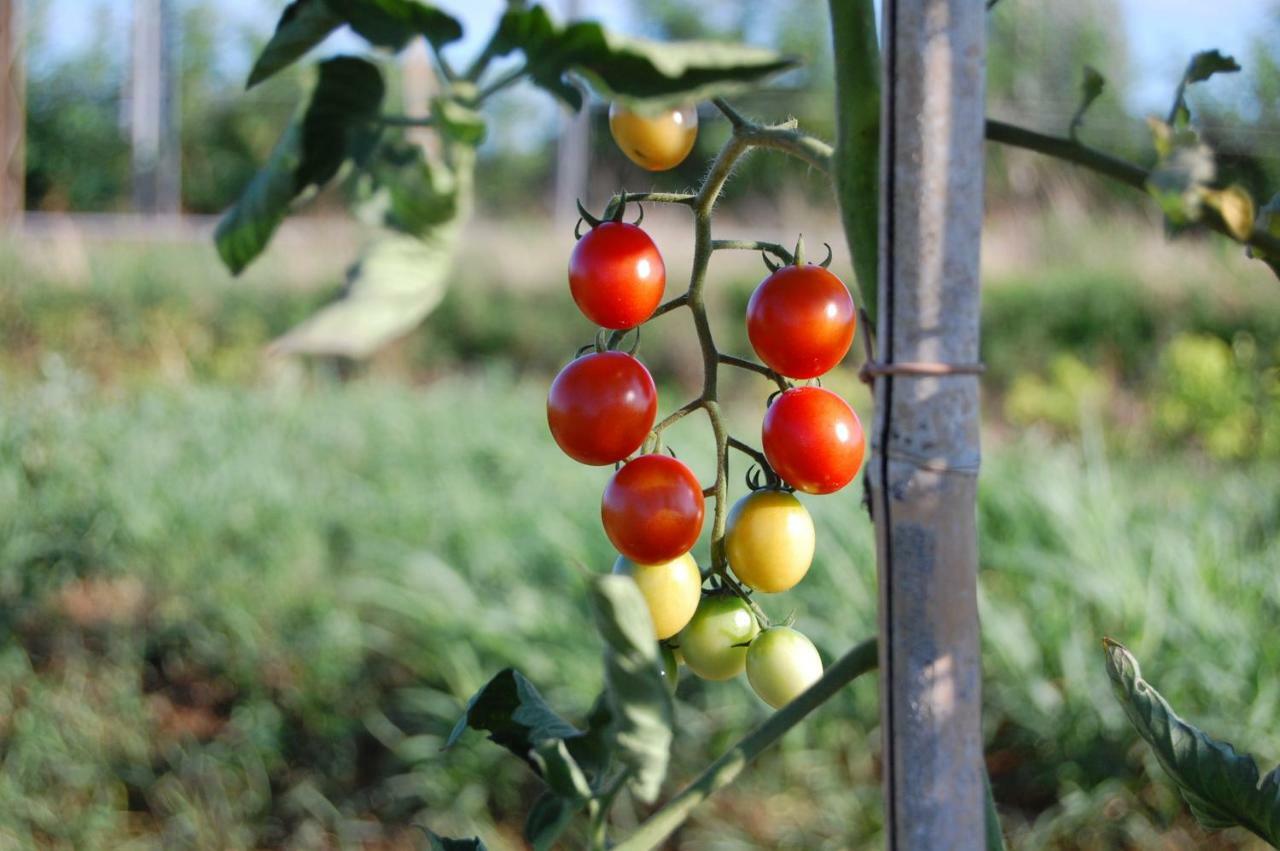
(6, 0, 1280, 849)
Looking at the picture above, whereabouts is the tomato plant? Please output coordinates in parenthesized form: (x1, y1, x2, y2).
(547, 351, 657, 465)
(569, 220, 667, 330)
(218, 1, 1280, 848)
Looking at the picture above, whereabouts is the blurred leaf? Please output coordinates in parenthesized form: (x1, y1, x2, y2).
(247, 0, 342, 89)
(327, 0, 464, 51)
(588, 575, 673, 804)
(444, 668, 582, 771)
(524, 792, 579, 851)
(432, 97, 488, 147)
(1145, 118, 1215, 227)
(532, 739, 592, 800)
(491, 4, 796, 110)
(358, 141, 459, 236)
(1170, 50, 1241, 127)
(216, 57, 385, 274)
(1248, 193, 1280, 279)
(1104, 640, 1280, 843)
(423, 829, 488, 851)
(1185, 49, 1242, 85)
(1203, 186, 1255, 241)
(268, 229, 455, 358)
(1068, 66, 1105, 140)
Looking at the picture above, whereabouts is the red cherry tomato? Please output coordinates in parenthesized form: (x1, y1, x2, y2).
(569, 222, 666, 330)
(746, 264, 856, 379)
(547, 352, 657, 465)
(762, 387, 865, 494)
(602, 454, 705, 563)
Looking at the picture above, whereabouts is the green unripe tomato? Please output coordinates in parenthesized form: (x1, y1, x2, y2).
(745, 627, 824, 709)
(659, 644, 679, 695)
(677, 594, 760, 681)
(612, 554, 702, 640)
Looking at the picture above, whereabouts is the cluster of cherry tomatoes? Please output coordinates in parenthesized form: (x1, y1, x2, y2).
(547, 104, 865, 710)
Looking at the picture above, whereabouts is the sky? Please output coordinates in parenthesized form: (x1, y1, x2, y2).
(29, 0, 1276, 115)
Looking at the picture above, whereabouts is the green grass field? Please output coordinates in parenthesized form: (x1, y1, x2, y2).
(2, 222, 1279, 849)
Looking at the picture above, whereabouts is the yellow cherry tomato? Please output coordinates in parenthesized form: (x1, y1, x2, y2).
(608, 103, 698, 171)
(725, 490, 816, 593)
(612, 553, 702, 640)
(746, 627, 824, 709)
(677, 594, 760, 681)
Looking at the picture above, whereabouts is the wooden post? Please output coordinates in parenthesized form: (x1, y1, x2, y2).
(873, 0, 986, 847)
(0, 0, 24, 228)
(553, 0, 589, 226)
(129, 0, 180, 214)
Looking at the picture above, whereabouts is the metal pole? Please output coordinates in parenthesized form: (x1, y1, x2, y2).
(872, 0, 986, 847)
(0, 0, 24, 228)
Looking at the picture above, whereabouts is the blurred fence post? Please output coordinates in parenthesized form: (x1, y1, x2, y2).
(872, 0, 987, 847)
(129, 0, 181, 215)
(0, 0, 23, 229)
(553, 0, 589, 226)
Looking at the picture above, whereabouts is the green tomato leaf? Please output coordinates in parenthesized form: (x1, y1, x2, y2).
(565, 693, 613, 779)
(532, 739, 593, 801)
(588, 575, 673, 804)
(247, 0, 342, 89)
(422, 829, 488, 851)
(444, 668, 583, 771)
(269, 227, 456, 358)
(523, 792, 580, 851)
(1248, 193, 1280, 279)
(356, 140, 459, 236)
(492, 4, 796, 110)
(216, 56, 386, 274)
(1185, 49, 1242, 85)
(326, 0, 463, 52)
(1104, 639, 1280, 843)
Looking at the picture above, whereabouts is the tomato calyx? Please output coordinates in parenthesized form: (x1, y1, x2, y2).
(574, 196, 644, 239)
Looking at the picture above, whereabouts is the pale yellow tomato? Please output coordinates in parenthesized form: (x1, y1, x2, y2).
(608, 103, 699, 171)
(746, 627, 824, 709)
(677, 594, 760, 681)
(725, 490, 816, 593)
(612, 553, 702, 640)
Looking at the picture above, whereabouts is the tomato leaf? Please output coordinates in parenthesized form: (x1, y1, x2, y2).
(356, 140, 460, 236)
(421, 829, 488, 851)
(532, 738, 593, 801)
(247, 0, 342, 89)
(1169, 49, 1241, 128)
(491, 4, 796, 110)
(523, 792, 579, 851)
(268, 228, 457, 358)
(588, 575, 673, 804)
(326, 0, 463, 52)
(1104, 639, 1280, 843)
(444, 668, 582, 771)
(564, 693, 613, 779)
(1248, 193, 1280, 279)
(247, 0, 462, 89)
(217, 57, 385, 275)
(1069, 65, 1106, 140)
